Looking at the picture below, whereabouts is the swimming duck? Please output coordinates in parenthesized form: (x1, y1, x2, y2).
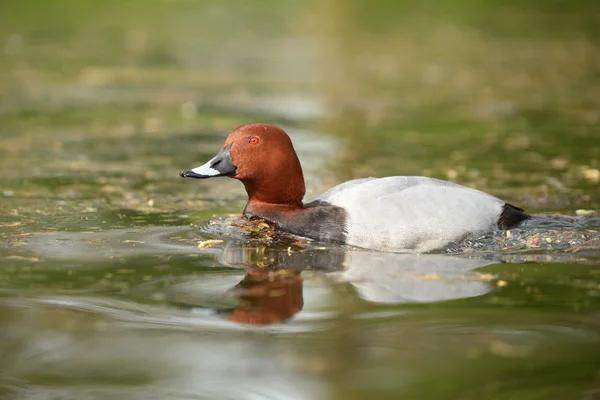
(180, 124, 529, 252)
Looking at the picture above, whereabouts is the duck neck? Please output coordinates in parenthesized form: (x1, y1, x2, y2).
(243, 196, 304, 222)
(241, 175, 306, 218)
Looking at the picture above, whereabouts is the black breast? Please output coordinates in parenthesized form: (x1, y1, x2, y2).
(246, 200, 348, 244)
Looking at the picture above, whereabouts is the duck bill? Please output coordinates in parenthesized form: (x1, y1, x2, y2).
(180, 143, 236, 179)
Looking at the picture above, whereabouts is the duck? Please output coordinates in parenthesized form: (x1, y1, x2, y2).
(180, 123, 529, 253)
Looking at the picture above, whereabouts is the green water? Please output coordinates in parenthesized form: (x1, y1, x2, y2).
(1, 1, 599, 399)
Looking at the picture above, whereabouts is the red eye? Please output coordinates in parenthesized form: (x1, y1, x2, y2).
(249, 137, 260, 145)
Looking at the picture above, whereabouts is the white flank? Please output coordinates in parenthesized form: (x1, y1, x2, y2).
(317, 176, 504, 253)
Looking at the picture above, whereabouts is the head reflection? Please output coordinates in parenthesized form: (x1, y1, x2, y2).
(216, 242, 345, 325)
(220, 269, 304, 324)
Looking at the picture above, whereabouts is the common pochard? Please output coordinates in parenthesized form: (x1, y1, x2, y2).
(180, 124, 529, 252)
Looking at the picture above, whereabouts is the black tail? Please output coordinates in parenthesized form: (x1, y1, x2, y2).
(498, 203, 530, 229)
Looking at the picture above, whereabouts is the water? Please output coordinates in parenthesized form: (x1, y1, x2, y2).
(2, 215, 599, 399)
(1, 1, 600, 399)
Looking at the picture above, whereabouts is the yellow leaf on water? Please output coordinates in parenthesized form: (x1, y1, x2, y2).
(475, 273, 497, 281)
(197, 239, 224, 251)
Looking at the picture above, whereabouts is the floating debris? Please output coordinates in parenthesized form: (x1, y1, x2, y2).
(14, 233, 32, 237)
(3, 256, 40, 262)
(580, 166, 600, 183)
(117, 269, 136, 274)
(0, 222, 20, 227)
(197, 239, 224, 251)
(576, 209, 597, 217)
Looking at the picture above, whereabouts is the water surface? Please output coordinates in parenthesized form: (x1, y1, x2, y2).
(1, 1, 599, 399)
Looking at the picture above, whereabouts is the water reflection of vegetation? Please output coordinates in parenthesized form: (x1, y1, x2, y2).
(320, 1, 599, 210)
(1, 0, 597, 212)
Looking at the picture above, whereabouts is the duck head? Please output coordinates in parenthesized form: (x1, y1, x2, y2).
(180, 124, 306, 208)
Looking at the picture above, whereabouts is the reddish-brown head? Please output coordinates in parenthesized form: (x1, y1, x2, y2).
(180, 124, 306, 208)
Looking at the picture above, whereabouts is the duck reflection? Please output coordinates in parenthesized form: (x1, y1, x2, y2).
(15, 224, 499, 325)
(212, 241, 497, 325)
(222, 269, 304, 324)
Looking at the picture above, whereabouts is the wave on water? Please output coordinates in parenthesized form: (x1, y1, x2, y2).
(446, 214, 600, 263)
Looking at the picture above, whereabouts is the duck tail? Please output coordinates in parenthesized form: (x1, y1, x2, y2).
(498, 203, 531, 229)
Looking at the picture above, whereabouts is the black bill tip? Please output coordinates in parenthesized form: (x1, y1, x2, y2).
(180, 169, 207, 179)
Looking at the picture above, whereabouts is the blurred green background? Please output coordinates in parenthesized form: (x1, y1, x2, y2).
(1, 0, 598, 214)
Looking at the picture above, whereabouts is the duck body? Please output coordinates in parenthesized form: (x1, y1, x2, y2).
(181, 124, 529, 253)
